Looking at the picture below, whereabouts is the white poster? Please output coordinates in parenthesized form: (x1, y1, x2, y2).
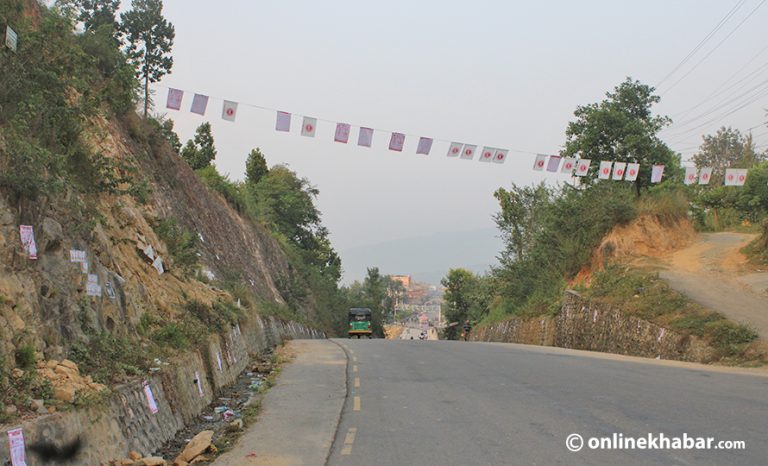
(190, 94, 209, 115)
(651, 165, 665, 183)
(698, 167, 713, 185)
(152, 256, 165, 275)
(625, 163, 640, 181)
(301, 117, 317, 137)
(416, 137, 433, 155)
(86, 274, 101, 297)
(492, 149, 508, 164)
(684, 167, 698, 185)
(532, 154, 547, 171)
(69, 250, 86, 263)
(612, 162, 627, 180)
(447, 142, 463, 157)
(575, 159, 591, 177)
(221, 100, 238, 122)
(357, 127, 374, 147)
(479, 147, 495, 162)
(334, 123, 351, 143)
(546, 155, 561, 172)
(275, 111, 291, 132)
(5, 26, 18, 52)
(8, 427, 27, 466)
(166, 88, 183, 110)
(143, 381, 159, 414)
(216, 352, 223, 371)
(195, 371, 204, 397)
(598, 161, 613, 180)
(19, 225, 37, 260)
(388, 132, 405, 152)
(561, 157, 576, 174)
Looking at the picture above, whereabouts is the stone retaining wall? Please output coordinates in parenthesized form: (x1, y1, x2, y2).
(0, 315, 323, 465)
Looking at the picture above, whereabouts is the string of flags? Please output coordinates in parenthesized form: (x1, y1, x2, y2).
(162, 85, 754, 185)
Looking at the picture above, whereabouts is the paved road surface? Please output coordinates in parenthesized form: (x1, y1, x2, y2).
(328, 339, 768, 466)
(659, 232, 768, 337)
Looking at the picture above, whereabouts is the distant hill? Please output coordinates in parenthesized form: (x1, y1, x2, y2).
(339, 228, 503, 284)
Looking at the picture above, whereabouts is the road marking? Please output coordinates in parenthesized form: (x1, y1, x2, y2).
(341, 427, 357, 455)
(353, 396, 361, 411)
(354, 377, 360, 388)
(353, 365, 358, 373)
(353, 356, 358, 362)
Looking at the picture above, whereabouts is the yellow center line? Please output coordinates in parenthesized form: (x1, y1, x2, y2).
(353, 356, 358, 362)
(353, 365, 358, 373)
(354, 377, 360, 388)
(341, 427, 357, 455)
(353, 396, 361, 411)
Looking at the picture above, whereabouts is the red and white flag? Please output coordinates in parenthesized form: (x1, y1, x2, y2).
(190, 94, 209, 115)
(222, 100, 238, 122)
(725, 168, 747, 186)
(19, 225, 37, 260)
(651, 165, 665, 183)
(389, 132, 405, 152)
(575, 159, 591, 176)
(276, 111, 291, 132)
(684, 167, 698, 185)
(479, 147, 495, 162)
(625, 163, 640, 181)
(612, 162, 627, 180)
(358, 127, 373, 147)
(335, 123, 351, 143)
(546, 155, 561, 172)
(461, 144, 477, 160)
(447, 142, 463, 157)
(533, 154, 547, 171)
(416, 137, 433, 155)
(166, 88, 183, 110)
(493, 149, 508, 164)
(698, 167, 712, 185)
(561, 157, 576, 174)
(598, 161, 613, 180)
(301, 117, 316, 137)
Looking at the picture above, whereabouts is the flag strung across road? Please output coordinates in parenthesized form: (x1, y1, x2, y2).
(276, 111, 291, 132)
(698, 167, 712, 185)
(358, 127, 374, 147)
(190, 94, 209, 115)
(301, 117, 317, 137)
(447, 142, 462, 157)
(625, 163, 640, 181)
(416, 137, 433, 155)
(561, 157, 576, 174)
(575, 159, 591, 177)
(724, 168, 748, 186)
(389, 132, 405, 152)
(493, 149, 508, 164)
(479, 147, 495, 162)
(335, 123, 351, 143)
(546, 155, 561, 172)
(612, 162, 627, 180)
(222, 100, 238, 122)
(598, 161, 613, 180)
(651, 165, 665, 183)
(533, 154, 547, 171)
(166, 88, 183, 110)
(684, 167, 698, 185)
(461, 144, 476, 160)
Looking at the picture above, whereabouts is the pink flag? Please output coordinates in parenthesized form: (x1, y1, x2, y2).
(301, 117, 316, 137)
(416, 137, 433, 155)
(358, 127, 374, 147)
(460, 144, 477, 160)
(222, 100, 238, 122)
(447, 142, 463, 157)
(19, 225, 37, 260)
(190, 94, 209, 115)
(598, 161, 613, 180)
(612, 162, 627, 180)
(625, 163, 640, 181)
(335, 123, 351, 143)
(492, 149, 508, 164)
(533, 154, 547, 171)
(166, 88, 183, 110)
(561, 157, 576, 174)
(479, 147, 495, 162)
(389, 132, 405, 152)
(546, 155, 561, 172)
(698, 167, 712, 185)
(575, 159, 591, 176)
(276, 111, 291, 132)
(684, 167, 698, 185)
(651, 165, 665, 183)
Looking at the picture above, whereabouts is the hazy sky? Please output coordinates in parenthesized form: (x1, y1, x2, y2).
(142, 0, 768, 279)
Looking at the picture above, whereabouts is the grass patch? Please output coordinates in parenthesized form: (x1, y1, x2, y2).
(742, 220, 768, 266)
(152, 217, 199, 275)
(68, 333, 147, 384)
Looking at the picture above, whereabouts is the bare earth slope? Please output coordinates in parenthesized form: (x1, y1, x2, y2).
(659, 232, 768, 338)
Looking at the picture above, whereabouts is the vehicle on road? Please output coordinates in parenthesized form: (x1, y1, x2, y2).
(348, 308, 373, 339)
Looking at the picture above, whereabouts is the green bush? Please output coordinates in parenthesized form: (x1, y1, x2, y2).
(69, 333, 147, 384)
(153, 217, 199, 274)
(152, 323, 189, 350)
(14, 345, 36, 370)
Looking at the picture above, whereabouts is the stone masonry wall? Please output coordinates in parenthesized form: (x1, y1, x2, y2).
(473, 290, 715, 363)
(0, 315, 323, 466)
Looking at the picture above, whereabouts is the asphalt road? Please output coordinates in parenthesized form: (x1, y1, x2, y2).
(327, 339, 768, 466)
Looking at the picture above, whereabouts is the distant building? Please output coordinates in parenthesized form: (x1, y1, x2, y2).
(391, 275, 411, 289)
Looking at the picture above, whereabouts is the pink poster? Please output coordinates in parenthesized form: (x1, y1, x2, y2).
(166, 88, 183, 110)
(416, 137, 433, 155)
(357, 127, 374, 147)
(388, 132, 405, 152)
(19, 225, 37, 260)
(334, 123, 351, 143)
(7, 427, 27, 466)
(190, 94, 209, 115)
(143, 381, 158, 414)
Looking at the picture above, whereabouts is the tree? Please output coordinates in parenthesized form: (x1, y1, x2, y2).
(563, 78, 680, 195)
(693, 127, 765, 185)
(120, 0, 174, 118)
(493, 183, 552, 263)
(159, 119, 181, 153)
(441, 269, 480, 340)
(245, 148, 269, 185)
(55, 0, 120, 31)
(181, 122, 216, 169)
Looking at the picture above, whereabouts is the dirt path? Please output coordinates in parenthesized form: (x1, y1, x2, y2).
(658, 232, 768, 338)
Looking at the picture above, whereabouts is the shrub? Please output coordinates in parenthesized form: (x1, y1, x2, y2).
(153, 217, 199, 274)
(14, 344, 36, 369)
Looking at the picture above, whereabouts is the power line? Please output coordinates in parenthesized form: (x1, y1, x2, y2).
(655, 0, 746, 89)
(661, 0, 766, 96)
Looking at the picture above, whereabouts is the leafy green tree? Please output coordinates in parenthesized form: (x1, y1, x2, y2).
(120, 0, 175, 118)
(159, 119, 181, 153)
(181, 122, 216, 169)
(563, 78, 680, 195)
(57, 0, 120, 31)
(441, 269, 480, 340)
(493, 183, 552, 263)
(245, 148, 269, 185)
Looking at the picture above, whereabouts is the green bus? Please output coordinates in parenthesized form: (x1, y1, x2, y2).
(348, 308, 373, 338)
